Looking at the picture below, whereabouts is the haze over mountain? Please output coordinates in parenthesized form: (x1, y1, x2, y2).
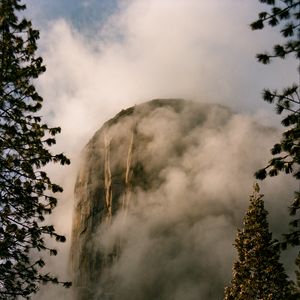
(23, 1, 298, 299)
(70, 99, 295, 300)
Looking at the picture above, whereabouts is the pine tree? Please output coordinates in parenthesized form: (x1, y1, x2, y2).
(251, 0, 300, 246)
(224, 185, 295, 299)
(0, 1, 71, 298)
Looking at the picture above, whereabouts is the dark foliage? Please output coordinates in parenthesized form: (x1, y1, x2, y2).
(0, 0, 71, 298)
(252, 0, 300, 247)
(224, 185, 298, 299)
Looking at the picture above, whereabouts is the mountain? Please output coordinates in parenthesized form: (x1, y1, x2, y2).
(70, 99, 282, 300)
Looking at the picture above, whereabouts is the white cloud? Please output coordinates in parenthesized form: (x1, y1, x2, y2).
(31, 0, 298, 298)
(36, 0, 297, 153)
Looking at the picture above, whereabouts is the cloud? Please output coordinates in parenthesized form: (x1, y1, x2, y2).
(28, 0, 298, 298)
(37, 0, 297, 120)
(72, 101, 296, 299)
(33, 0, 298, 168)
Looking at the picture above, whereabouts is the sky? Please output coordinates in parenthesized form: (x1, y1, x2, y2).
(22, 0, 298, 160)
(19, 0, 299, 299)
(26, 0, 118, 33)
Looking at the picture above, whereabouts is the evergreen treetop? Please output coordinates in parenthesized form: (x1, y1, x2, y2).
(224, 186, 296, 299)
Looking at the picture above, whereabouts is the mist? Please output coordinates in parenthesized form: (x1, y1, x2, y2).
(71, 100, 295, 299)
(23, 0, 298, 299)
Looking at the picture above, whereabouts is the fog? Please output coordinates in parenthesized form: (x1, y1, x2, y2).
(72, 101, 295, 299)
(23, 0, 298, 299)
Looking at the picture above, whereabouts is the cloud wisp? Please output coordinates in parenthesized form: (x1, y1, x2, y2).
(71, 100, 295, 299)
(28, 1, 298, 299)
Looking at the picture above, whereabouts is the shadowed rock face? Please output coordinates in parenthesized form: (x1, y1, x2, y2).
(70, 99, 276, 300)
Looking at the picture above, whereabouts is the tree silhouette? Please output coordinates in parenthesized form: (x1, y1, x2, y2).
(224, 185, 296, 299)
(0, 1, 71, 298)
(251, 0, 300, 247)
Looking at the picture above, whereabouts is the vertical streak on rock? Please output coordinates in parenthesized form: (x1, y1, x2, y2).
(116, 130, 135, 258)
(123, 130, 134, 214)
(104, 134, 112, 224)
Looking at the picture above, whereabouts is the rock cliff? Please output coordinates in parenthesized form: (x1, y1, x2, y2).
(71, 99, 277, 300)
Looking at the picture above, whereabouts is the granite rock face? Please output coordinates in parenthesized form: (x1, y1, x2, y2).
(70, 99, 275, 300)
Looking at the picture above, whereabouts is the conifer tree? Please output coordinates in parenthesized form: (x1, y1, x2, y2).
(0, 1, 71, 298)
(251, 0, 300, 246)
(224, 185, 295, 299)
